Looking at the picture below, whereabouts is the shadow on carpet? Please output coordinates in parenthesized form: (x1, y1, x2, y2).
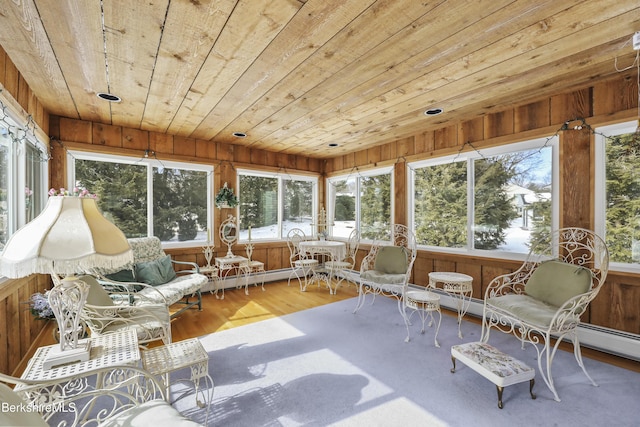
(186, 296, 639, 427)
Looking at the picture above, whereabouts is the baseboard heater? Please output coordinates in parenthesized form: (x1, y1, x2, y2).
(203, 269, 640, 362)
(412, 284, 640, 363)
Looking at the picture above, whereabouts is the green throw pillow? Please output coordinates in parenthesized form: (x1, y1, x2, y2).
(135, 255, 177, 286)
(374, 246, 408, 274)
(525, 260, 592, 307)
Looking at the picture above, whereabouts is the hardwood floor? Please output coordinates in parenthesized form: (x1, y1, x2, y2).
(170, 279, 360, 340)
(19, 279, 639, 376)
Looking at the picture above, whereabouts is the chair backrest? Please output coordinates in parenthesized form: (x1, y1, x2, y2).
(345, 229, 360, 263)
(525, 227, 609, 296)
(361, 224, 417, 277)
(287, 228, 306, 262)
(128, 237, 167, 263)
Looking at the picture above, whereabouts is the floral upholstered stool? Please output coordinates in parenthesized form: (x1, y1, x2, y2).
(450, 342, 536, 409)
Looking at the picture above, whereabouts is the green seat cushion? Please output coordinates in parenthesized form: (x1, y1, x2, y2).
(135, 255, 177, 286)
(360, 270, 407, 285)
(525, 260, 592, 307)
(374, 246, 408, 274)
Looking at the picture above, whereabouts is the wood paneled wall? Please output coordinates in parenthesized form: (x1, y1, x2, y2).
(0, 46, 52, 375)
(2, 49, 639, 377)
(49, 70, 640, 337)
(325, 69, 640, 336)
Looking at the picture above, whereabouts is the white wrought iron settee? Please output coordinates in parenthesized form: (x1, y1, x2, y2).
(0, 366, 203, 426)
(481, 227, 609, 402)
(97, 236, 207, 319)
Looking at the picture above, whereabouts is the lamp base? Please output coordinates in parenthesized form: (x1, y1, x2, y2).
(43, 340, 91, 370)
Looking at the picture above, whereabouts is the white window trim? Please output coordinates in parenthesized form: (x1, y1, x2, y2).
(595, 120, 639, 273)
(408, 137, 558, 261)
(237, 168, 319, 241)
(67, 150, 213, 249)
(326, 165, 394, 243)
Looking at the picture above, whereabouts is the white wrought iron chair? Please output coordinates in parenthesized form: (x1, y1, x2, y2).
(286, 228, 319, 291)
(324, 229, 360, 290)
(78, 274, 172, 346)
(353, 224, 417, 326)
(481, 227, 609, 402)
(238, 240, 266, 294)
(306, 246, 338, 293)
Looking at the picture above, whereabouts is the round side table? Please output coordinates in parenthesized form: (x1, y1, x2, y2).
(404, 289, 441, 347)
(428, 272, 473, 339)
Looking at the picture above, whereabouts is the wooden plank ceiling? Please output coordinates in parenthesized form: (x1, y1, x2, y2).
(0, 0, 638, 158)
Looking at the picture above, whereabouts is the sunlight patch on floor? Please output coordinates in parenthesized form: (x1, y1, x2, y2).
(216, 300, 276, 331)
(328, 397, 449, 427)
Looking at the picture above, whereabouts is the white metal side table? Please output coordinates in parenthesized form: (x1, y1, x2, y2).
(142, 338, 214, 424)
(17, 330, 140, 402)
(404, 289, 441, 347)
(215, 255, 248, 299)
(428, 271, 473, 339)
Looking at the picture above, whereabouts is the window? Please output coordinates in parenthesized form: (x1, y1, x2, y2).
(69, 151, 212, 246)
(0, 116, 47, 253)
(595, 121, 640, 269)
(238, 169, 317, 240)
(327, 167, 393, 241)
(409, 138, 556, 255)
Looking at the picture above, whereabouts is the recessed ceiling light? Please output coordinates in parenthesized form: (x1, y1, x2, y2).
(232, 132, 247, 138)
(328, 143, 339, 147)
(97, 92, 121, 102)
(424, 108, 443, 116)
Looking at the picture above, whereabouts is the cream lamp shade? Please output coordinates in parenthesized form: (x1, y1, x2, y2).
(0, 196, 133, 278)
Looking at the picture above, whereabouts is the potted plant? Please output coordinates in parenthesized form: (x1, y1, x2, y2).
(215, 182, 238, 209)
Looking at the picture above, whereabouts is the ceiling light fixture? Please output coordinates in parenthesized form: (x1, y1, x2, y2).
(232, 132, 247, 138)
(424, 108, 444, 116)
(328, 143, 339, 147)
(97, 92, 121, 102)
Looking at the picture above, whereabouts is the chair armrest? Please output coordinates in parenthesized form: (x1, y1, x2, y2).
(2, 366, 172, 426)
(484, 262, 535, 299)
(171, 259, 201, 274)
(360, 244, 381, 274)
(96, 275, 168, 306)
(550, 288, 600, 330)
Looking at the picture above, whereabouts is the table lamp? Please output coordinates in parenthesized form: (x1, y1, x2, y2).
(0, 195, 133, 368)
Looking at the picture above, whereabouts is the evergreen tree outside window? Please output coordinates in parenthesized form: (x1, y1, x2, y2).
(410, 138, 555, 254)
(413, 160, 467, 248)
(238, 170, 317, 240)
(70, 151, 212, 245)
(595, 121, 640, 267)
(330, 177, 356, 239)
(327, 167, 392, 242)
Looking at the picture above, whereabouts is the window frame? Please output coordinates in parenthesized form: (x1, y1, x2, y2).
(594, 120, 639, 273)
(326, 165, 394, 243)
(408, 137, 558, 260)
(236, 168, 319, 242)
(0, 101, 48, 281)
(67, 150, 213, 249)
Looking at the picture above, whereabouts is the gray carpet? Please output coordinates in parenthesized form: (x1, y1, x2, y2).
(177, 295, 640, 426)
